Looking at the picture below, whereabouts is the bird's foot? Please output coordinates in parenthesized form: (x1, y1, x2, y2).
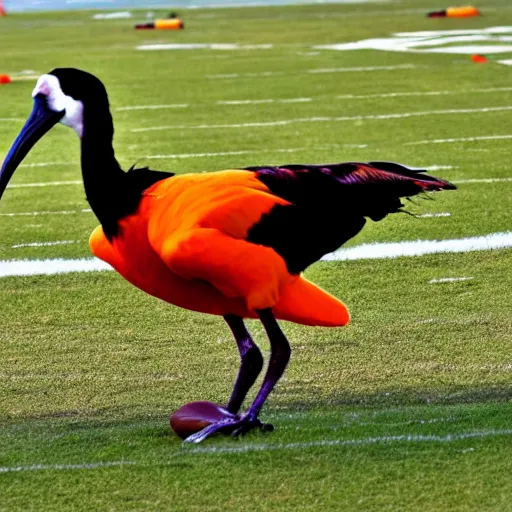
(232, 412, 274, 438)
(183, 413, 273, 444)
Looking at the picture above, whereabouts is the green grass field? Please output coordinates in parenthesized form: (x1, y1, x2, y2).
(1, 1, 512, 510)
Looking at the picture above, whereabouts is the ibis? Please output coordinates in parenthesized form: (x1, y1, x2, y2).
(0, 68, 455, 443)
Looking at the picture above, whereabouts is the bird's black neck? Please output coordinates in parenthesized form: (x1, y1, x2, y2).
(80, 107, 134, 239)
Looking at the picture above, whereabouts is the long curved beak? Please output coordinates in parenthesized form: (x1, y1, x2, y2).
(0, 94, 65, 199)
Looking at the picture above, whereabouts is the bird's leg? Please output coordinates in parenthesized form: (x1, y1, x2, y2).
(184, 308, 290, 443)
(231, 308, 290, 437)
(224, 314, 264, 415)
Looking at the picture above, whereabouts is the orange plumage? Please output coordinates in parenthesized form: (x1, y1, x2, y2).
(90, 170, 350, 326)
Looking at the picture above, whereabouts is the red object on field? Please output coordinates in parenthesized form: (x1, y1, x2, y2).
(170, 401, 238, 439)
(0, 2, 6, 16)
(471, 54, 488, 63)
(0, 74, 11, 84)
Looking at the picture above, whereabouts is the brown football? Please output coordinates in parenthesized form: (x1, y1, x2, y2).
(170, 401, 238, 439)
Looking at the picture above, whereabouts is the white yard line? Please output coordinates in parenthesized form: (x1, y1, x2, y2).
(336, 86, 512, 99)
(4, 175, 510, 192)
(0, 209, 91, 217)
(429, 277, 474, 284)
(406, 134, 512, 145)
(0, 428, 510, 472)
(321, 232, 512, 262)
(0, 258, 112, 277)
(308, 64, 419, 74)
(19, 162, 74, 168)
(116, 104, 189, 111)
(0, 461, 136, 473)
(187, 428, 512, 453)
(11, 240, 78, 249)
(2, 232, 512, 277)
(6, 180, 81, 189)
(144, 147, 349, 160)
(454, 178, 512, 184)
(417, 213, 451, 218)
(208, 64, 419, 79)
(131, 106, 512, 133)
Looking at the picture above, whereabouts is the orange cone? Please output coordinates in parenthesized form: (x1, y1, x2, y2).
(471, 54, 487, 64)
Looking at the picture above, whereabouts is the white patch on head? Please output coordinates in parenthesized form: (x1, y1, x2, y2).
(32, 74, 84, 138)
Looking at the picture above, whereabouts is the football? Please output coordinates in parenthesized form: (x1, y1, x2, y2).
(170, 401, 239, 440)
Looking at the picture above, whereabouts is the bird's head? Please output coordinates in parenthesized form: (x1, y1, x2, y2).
(0, 68, 109, 199)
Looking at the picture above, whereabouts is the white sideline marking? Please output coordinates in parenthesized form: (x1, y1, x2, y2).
(429, 277, 474, 284)
(11, 240, 78, 249)
(7, 180, 81, 189)
(2, 232, 512, 278)
(0, 429, 510, 471)
(188, 429, 512, 454)
(207, 64, 418, 78)
(321, 232, 512, 262)
(417, 213, 451, 218)
(0, 461, 136, 473)
(407, 135, 512, 145)
(336, 86, 512, 99)
(0, 118, 23, 122)
(131, 106, 512, 132)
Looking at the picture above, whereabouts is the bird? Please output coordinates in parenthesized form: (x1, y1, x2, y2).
(0, 68, 455, 443)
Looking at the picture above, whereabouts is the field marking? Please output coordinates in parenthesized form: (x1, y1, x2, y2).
(6, 180, 81, 189)
(2, 232, 512, 277)
(0, 461, 136, 474)
(187, 428, 512, 454)
(144, 147, 357, 160)
(1, 428, 510, 472)
(207, 64, 418, 78)
(218, 97, 312, 105)
(131, 105, 512, 132)
(0, 258, 112, 277)
(19, 162, 74, 168)
(116, 104, 189, 111)
(11, 240, 78, 249)
(137, 43, 274, 51)
(0, 209, 92, 217)
(104, 86, 512, 113)
(417, 213, 451, 218)
(406, 134, 512, 145)
(454, 178, 512, 185)
(429, 277, 474, 284)
(4, 175, 511, 193)
(336, 86, 512, 99)
(321, 231, 512, 262)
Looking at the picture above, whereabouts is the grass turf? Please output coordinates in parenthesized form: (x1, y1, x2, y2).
(0, 1, 511, 510)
